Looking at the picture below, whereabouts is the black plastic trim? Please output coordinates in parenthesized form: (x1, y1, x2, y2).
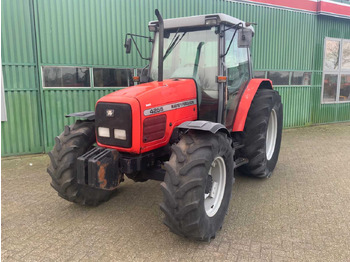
(65, 111, 95, 120)
(95, 102, 132, 148)
(177, 120, 230, 136)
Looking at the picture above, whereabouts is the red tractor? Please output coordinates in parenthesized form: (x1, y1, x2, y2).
(48, 10, 283, 241)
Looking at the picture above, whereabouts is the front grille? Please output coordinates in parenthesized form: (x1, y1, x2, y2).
(143, 115, 167, 143)
(95, 102, 132, 148)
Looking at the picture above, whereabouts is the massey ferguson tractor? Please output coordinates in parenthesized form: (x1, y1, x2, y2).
(48, 10, 283, 241)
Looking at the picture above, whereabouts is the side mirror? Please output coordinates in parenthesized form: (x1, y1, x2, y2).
(238, 29, 253, 48)
(125, 38, 132, 54)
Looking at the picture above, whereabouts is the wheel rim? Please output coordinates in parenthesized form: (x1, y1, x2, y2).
(266, 109, 278, 161)
(204, 156, 226, 217)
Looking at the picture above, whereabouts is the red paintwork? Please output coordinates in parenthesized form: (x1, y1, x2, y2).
(232, 79, 273, 132)
(318, 1, 350, 17)
(245, 0, 350, 16)
(96, 79, 198, 154)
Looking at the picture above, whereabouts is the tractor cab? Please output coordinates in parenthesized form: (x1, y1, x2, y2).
(127, 13, 254, 126)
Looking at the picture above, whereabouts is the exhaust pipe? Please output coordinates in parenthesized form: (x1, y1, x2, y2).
(155, 9, 164, 82)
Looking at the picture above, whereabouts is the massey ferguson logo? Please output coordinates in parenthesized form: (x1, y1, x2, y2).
(106, 109, 114, 117)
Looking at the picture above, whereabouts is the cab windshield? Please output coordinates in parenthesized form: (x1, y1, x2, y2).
(150, 27, 219, 121)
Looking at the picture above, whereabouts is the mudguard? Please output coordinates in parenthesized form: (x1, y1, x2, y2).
(65, 111, 95, 120)
(232, 79, 273, 132)
(177, 120, 230, 136)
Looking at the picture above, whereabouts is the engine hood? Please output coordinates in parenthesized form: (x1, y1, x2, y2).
(97, 79, 198, 109)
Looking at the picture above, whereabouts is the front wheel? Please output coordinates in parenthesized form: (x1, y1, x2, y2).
(160, 131, 234, 241)
(47, 120, 114, 206)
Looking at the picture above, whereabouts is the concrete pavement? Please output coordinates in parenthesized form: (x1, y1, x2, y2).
(2, 123, 350, 261)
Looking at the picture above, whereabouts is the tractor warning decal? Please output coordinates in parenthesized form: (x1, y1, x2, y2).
(144, 99, 197, 116)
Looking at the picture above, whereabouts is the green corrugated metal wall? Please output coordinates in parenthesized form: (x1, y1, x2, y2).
(311, 16, 350, 125)
(1, 0, 44, 155)
(1, 0, 350, 156)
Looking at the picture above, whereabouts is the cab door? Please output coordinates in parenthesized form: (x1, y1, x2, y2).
(223, 28, 251, 130)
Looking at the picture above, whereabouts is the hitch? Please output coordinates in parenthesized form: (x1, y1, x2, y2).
(77, 147, 123, 190)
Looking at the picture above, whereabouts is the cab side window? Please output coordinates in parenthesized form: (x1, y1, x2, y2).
(226, 30, 250, 95)
(225, 29, 250, 128)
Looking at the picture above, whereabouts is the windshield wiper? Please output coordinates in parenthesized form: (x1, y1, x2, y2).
(163, 32, 186, 61)
(163, 35, 179, 60)
(165, 28, 179, 51)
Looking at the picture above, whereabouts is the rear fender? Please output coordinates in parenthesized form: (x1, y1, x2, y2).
(177, 120, 230, 136)
(232, 79, 273, 132)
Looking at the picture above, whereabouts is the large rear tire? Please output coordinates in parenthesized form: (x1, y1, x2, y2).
(235, 89, 283, 178)
(47, 120, 113, 206)
(160, 131, 234, 241)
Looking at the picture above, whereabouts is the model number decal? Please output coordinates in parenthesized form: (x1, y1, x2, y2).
(149, 107, 164, 115)
(144, 99, 197, 116)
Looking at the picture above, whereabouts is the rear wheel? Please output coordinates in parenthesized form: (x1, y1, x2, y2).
(235, 89, 283, 178)
(160, 131, 234, 241)
(47, 120, 114, 206)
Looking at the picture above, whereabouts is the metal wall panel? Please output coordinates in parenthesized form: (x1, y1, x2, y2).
(1, 90, 43, 155)
(1, 0, 36, 64)
(36, 0, 213, 67)
(1, 0, 44, 156)
(2, 65, 37, 90)
(2, 0, 350, 156)
(274, 86, 313, 128)
(36, 0, 318, 71)
(1, 65, 43, 155)
(43, 89, 121, 149)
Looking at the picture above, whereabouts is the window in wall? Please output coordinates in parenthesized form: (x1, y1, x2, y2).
(94, 68, 133, 87)
(322, 38, 350, 103)
(267, 71, 290, 85)
(323, 74, 338, 102)
(43, 67, 90, 88)
(254, 71, 266, 78)
(291, 72, 311, 85)
(342, 41, 350, 69)
(136, 67, 149, 82)
(340, 74, 350, 101)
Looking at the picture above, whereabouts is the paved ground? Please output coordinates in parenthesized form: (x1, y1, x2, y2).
(2, 123, 350, 262)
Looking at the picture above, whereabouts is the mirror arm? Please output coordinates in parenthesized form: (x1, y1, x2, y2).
(220, 23, 243, 58)
(125, 33, 152, 61)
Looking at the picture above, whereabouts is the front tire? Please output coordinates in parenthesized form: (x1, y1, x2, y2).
(235, 89, 283, 178)
(47, 120, 114, 206)
(160, 131, 234, 241)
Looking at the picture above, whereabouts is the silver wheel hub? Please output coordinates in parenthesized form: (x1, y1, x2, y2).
(204, 156, 226, 217)
(266, 109, 278, 161)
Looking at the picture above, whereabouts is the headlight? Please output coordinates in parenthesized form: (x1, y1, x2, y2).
(98, 127, 110, 138)
(114, 129, 126, 140)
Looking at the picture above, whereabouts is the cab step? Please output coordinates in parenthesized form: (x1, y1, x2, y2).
(234, 157, 249, 168)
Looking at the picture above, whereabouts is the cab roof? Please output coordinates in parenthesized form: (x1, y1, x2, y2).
(149, 13, 254, 34)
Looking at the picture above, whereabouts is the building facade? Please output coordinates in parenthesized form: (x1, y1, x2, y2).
(1, 0, 350, 156)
